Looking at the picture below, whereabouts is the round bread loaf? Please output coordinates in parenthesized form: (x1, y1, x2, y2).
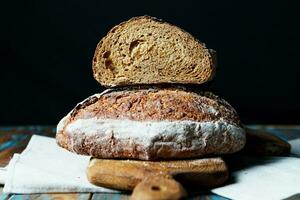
(56, 86, 245, 160)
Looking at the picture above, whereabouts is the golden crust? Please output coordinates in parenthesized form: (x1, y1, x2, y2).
(69, 86, 240, 126)
(56, 87, 245, 160)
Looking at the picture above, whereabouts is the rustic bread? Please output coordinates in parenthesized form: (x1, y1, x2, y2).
(92, 16, 216, 87)
(56, 86, 245, 160)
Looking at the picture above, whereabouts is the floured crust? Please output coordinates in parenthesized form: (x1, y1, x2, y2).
(56, 87, 245, 160)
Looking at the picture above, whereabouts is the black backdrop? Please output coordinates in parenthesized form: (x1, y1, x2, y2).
(1, 0, 299, 125)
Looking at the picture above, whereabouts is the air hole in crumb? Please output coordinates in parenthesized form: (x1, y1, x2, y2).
(111, 27, 117, 33)
(105, 59, 113, 69)
(103, 51, 111, 58)
(151, 186, 160, 191)
(129, 40, 143, 53)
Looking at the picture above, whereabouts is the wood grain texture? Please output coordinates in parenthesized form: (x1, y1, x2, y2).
(0, 126, 55, 167)
(91, 192, 230, 200)
(0, 192, 11, 200)
(247, 125, 300, 140)
(88, 157, 228, 199)
(92, 193, 130, 200)
(242, 127, 291, 156)
(6, 193, 92, 200)
(87, 157, 228, 191)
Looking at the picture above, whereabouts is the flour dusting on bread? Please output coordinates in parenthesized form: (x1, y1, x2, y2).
(56, 87, 245, 160)
(61, 118, 245, 159)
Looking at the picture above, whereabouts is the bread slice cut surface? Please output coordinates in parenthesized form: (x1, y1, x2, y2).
(93, 16, 216, 87)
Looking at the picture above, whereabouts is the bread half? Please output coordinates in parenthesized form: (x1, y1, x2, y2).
(56, 86, 245, 160)
(93, 16, 216, 87)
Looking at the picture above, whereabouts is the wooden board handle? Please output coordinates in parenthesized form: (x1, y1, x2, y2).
(242, 127, 291, 156)
(130, 176, 187, 200)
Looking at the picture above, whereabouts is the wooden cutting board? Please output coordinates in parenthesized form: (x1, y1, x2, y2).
(242, 127, 291, 156)
(86, 128, 291, 199)
(87, 157, 228, 200)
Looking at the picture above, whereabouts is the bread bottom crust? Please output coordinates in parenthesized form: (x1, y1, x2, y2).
(56, 118, 245, 160)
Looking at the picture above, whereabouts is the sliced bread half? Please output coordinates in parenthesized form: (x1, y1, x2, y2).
(93, 16, 216, 87)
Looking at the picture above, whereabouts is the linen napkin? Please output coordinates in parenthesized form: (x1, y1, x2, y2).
(2, 135, 117, 193)
(212, 156, 300, 200)
(290, 138, 300, 157)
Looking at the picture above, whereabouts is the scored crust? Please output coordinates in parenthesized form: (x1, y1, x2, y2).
(56, 86, 245, 160)
(93, 16, 216, 87)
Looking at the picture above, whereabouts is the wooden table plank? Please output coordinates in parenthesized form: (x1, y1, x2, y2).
(7, 193, 92, 200)
(0, 126, 55, 167)
(91, 192, 230, 200)
(248, 125, 300, 140)
(92, 193, 129, 200)
(0, 189, 11, 200)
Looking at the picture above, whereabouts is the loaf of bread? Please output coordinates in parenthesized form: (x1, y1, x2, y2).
(92, 16, 216, 87)
(56, 86, 245, 160)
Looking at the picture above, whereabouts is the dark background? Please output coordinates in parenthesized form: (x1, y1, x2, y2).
(1, 1, 299, 125)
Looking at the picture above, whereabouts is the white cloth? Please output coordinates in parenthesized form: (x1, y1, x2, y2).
(0, 167, 7, 185)
(1, 135, 300, 199)
(212, 156, 300, 200)
(290, 138, 300, 157)
(2, 135, 117, 193)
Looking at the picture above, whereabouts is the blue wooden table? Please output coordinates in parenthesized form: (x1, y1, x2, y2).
(0, 125, 299, 200)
